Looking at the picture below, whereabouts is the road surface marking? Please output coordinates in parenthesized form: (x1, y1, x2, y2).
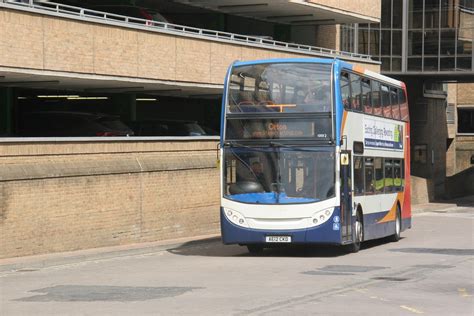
(458, 288, 472, 298)
(400, 305, 424, 314)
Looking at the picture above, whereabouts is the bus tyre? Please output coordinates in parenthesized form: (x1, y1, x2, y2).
(390, 206, 402, 242)
(247, 244, 264, 254)
(348, 211, 363, 253)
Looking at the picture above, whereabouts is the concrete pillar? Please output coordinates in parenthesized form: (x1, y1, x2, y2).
(0, 87, 14, 135)
(405, 78, 448, 202)
(111, 93, 136, 122)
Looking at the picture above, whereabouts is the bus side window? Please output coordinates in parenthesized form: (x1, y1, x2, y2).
(361, 78, 372, 114)
(391, 88, 401, 120)
(381, 84, 392, 118)
(350, 73, 362, 111)
(384, 159, 394, 193)
(393, 159, 402, 191)
(353, 156, 364, 195)
(374, 157, 383, 193)
(364, 157, 375, 194)
(340, 72, 351, 109)
(399, 88, 409, 121)
(372, 81, 382, 116)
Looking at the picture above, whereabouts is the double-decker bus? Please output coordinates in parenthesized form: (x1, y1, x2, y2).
(220, 58, 411, 253)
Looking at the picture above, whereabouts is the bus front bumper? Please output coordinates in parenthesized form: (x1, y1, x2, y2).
(220, 207, 342, 245)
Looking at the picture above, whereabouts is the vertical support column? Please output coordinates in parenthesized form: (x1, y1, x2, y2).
(354, 23, 359, 54)
(112, 93, 136, 122)
(0, 87, 14, 135)
(402, 0, 408, 72)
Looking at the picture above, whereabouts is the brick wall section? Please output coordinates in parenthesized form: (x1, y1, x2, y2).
(457, 83, 474, 105)
(454, 83, 474, 175)
(0, 140, 221, 259)
(315, 25, 338, 50)
(0, 8, 379, 87)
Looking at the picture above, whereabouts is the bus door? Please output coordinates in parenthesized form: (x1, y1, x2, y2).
(340, 151, 352, 242)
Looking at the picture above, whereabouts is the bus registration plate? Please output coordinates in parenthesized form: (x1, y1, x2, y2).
(265, 236, 291, 243)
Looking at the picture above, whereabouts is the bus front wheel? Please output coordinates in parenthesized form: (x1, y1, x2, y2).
(247, 244, 264, 254)
(347, 210, 363, 253)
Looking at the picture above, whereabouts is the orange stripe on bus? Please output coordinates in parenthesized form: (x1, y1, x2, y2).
(378, 192, 404, 223)
(352, 65, 365, 74)
(341, 111, 348, 136)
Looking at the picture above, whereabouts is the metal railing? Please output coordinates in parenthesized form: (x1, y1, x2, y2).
(0, 0, 376, 63)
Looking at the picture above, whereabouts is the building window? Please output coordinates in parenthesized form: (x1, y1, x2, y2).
(457, 108, 474, 134)
(414, 144, 428, 164)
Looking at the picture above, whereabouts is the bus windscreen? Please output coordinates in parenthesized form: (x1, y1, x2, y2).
(224, 147, 335, 204)
(227, 63, 332, 113)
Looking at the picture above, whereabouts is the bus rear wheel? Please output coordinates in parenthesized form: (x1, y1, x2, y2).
(389, 206, 402, 242)
(247, 244, 264, 254)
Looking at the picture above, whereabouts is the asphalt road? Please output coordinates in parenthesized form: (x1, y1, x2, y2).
(1, 206, 473, 315)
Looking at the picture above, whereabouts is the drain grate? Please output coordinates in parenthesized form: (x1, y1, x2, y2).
(320, 265, 387, 273)
(412, 264, 454, 269)
(372, 276, 409, 282)
(15, 268, 39, 272)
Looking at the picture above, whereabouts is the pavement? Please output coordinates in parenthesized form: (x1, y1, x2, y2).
(1, 195, 473, 273)
(411, 195, 474, 213)
(1, 202, 473, 315)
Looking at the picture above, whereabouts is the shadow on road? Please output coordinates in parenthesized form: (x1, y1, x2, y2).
(167, 236, 398, 258)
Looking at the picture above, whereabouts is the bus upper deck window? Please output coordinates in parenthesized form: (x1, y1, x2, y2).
(381, 85, 392, 118)
(399, 88, 409, 121)
(372, 81, 382, 116)
(340, 72, 351, 109)
(350, 73, 362, 111)
(391, 88, 401, 120)
(361, 78, 372, 114)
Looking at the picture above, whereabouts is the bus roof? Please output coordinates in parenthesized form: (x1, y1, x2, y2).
(232, 57, 334, 67)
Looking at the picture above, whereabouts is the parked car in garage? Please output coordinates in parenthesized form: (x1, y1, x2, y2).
(91, 5, 169, 25)
(19, 111, 134, 137)
(126, 120, 209, 137)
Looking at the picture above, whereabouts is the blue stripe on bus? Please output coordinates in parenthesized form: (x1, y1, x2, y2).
(220, 63, 234, 146)
(362, 210, 410, 241)
(220, 207, 342, 245)
(227, 192, 319, 204)
(333, 60, 353, 145)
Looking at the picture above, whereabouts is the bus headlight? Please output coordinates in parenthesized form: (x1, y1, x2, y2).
(311, 208, 334, 227)
(223, 208, 249, 228)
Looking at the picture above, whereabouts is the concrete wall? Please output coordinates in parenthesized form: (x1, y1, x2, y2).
(0, 140, 220, 259)
(308, 0, 381, 21)
(0, 8, 379, 86)
(406, 79, 448, 203)
(445, 167, 474, 198)
(446, 83, 474, 177)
